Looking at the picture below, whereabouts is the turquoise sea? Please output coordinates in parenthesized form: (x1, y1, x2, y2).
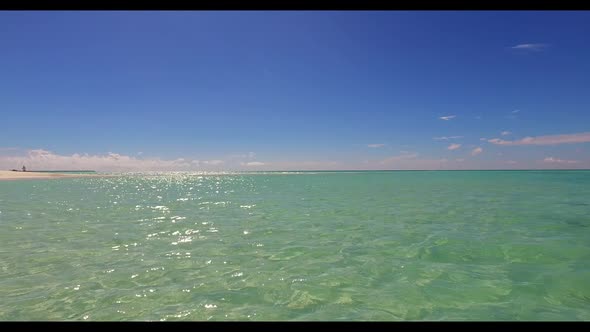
(1, 170, 589, 321)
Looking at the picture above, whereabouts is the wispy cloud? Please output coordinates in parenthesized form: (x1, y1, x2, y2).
(506, 110, 520, 119)
(480, 138, 487, 141)
(543, 157, 578, 164)
(511, 43, 548, 51)
(501, 131, 511, 136)
(447, 143, 461, 151)
(240, 161, 265, 166)
(433, 136, 463, 141)
(488, 132, 590, 146)
(202, 160, 224, 166)
(367, 144, 386, 148)
(471, 147, 483, 156)
(439, 115, 456, 121)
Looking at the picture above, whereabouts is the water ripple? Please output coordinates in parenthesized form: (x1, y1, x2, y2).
(1, 171, 590, 320)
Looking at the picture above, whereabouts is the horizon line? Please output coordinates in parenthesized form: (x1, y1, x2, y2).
(13, 168, 590, 173)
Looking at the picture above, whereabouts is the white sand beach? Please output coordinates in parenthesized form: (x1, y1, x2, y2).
(0, 171, 108, 181)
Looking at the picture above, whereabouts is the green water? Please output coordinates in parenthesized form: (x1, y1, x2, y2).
(1, 171, 589, 321)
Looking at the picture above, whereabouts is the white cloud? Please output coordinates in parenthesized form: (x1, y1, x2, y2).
(367, 144, 386, 148)
(543, 157, 578, 164)
(0, 149, 193, 172)
(433, 136, 463, 141)
(512, 110, 520, 113)
(439, 115, 456, 121)
(501, 131, 511, 136)
(488, 132, 590, 146)
(6, 147, 585, 172)
(0, 148, 347, 171)
(511, 43, 547, 51)
(202, 160, 224, 166)
(0, 149, 281, 171)
(447, 143, 461, 150)
(240, 161, 265, 166)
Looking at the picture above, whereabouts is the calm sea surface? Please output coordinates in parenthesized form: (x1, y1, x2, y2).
(1, 171, 589, 320)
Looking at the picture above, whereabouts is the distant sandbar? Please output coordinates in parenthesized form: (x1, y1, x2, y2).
(0, 170, 111, 181)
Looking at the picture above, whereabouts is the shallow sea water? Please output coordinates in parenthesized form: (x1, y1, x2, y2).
(1, 171, 589, 320)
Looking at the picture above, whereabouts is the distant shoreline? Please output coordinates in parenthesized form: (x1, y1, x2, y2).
(27, 170, 97, 173)
(0, 170, 112, 181)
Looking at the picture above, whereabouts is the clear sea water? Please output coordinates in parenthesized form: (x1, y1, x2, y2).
(1, 170, 589, 321)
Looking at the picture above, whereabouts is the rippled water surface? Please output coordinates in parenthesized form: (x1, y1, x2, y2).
(1, 171, 590, 320)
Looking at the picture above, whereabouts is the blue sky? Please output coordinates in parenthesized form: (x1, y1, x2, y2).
(1, 11, 590, 170)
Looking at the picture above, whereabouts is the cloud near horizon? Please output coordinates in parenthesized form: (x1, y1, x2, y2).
(0, 149, 194, 172)
(1, 148, 587, 172)
(488, 132, 590, 146)
(0, 148, 348, 172)
(240, 161, 266, 166)
(439, 115, 456, 121)
(447, 143, 461, 150)
(202, 160, 224, 166)
(543, 157, 578, 164)
(367, 144, 386, 148)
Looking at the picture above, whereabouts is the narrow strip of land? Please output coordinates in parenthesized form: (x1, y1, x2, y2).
(0, 171, 108, 181)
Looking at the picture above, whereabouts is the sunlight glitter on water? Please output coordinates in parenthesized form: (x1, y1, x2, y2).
(1, 171, 590, 320)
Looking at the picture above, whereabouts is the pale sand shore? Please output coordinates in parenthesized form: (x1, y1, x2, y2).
(0, 170, 111, 181)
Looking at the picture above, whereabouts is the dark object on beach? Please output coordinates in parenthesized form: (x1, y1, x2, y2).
(11, 169, 18, 172)
(22, 165, 26, 172)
